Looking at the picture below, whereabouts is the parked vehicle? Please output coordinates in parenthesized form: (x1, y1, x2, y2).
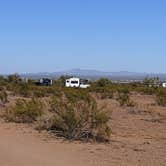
(65, 77, 90, 88)
(36, 78, 53, 86)
(162, 82, 166, 88)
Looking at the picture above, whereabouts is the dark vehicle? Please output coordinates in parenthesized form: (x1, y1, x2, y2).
(36, 78, 53, 86)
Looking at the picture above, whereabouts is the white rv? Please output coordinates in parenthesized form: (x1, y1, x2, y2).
(65, 77, 90, 88)
(162, 83, 166, 88)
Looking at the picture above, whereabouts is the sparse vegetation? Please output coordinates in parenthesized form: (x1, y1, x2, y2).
(156, 89, 166, 106)
(41, 94, 111, 142)
(1, 74, 166, 144)
(117, 91, 134, 107)
(4, 98, 43, 123)
(0, 89, 8, 106)
(94, 78, 112, 87)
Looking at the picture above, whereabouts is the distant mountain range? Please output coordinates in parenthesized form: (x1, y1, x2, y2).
(19, 69, 166, 81)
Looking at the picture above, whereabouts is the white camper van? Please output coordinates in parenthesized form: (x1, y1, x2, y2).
(65, 77, 90, 88)
(162, 83, 166, 88)
(66, 77, 80, 88)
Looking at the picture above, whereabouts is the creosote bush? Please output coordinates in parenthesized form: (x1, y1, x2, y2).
(117, 91, 135, 107)
(100, 90, 113, 99)
(5, 98, 43, 123)
(94, 78, 112, 87)
(156, 89, 166, 106)
(38, 92, 111, 142)
(0, 89, 8, 105)
(63, 88, 91, 103)
(89, 80, 114, 100)
(95, 87, 114, 99)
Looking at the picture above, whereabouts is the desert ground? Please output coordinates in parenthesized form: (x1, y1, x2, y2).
(0, 94, 166, 166)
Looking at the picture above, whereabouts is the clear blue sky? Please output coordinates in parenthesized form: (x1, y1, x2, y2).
(0, 0, 165, 74)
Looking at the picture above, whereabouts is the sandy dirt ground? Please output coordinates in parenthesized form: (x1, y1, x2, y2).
(0, 95, 166, 166)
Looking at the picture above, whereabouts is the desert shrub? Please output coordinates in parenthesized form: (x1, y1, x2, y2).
(8, 74, 22, 83)
(4, 98, 43, 123)
(143, 77, 160, 88)
(118, 92, 129, 106)
(0, 89, 8, 105)
(55, 75, 70, 87)
(50, 88, 62, 97)
(30, 86, 62, 98)
(33, 90, 46, 98)
(94, 87, 114, 99)
(156, 89, 166, 106)
(17, 83, 32, 97)
(126, 100, 135, 107)
(63, 88, 91, 104)
(139, 87, 157, 95)
(0, 76, 8, 86)
(117, 87, 130, 94)
(100, 90, 113, 99)
(89, 80, 114, 99)
(36, 113, 55, 131)
(38, 94, 111, 142)
(5, 82, 31, 97)
(117, 91, 134, 107)
(94, 78, 112, 87)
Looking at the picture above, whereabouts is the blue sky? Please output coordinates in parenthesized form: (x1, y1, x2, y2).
(0, 0, 165, 74)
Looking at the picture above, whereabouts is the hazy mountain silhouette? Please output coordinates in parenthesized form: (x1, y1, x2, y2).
(19, 69, 166, 81)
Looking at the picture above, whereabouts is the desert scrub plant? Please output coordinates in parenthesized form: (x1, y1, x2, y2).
(0, 76, 8, 87)
(156, 89, 166, 106)
(90, 87, 114, 100)
(98, 88, 113, 99)
(94, 78, 112, 87)
(117, 92, 130, 106)
(33, 90, 46, 98)
(89, 83, 114, 100)
(7, 74, 22, 84)
(117, 91, 135, 107)
(31, 86, 62, 98)
(63, 88, 92, 104)
(4, 98, 43, 123)
(54, 75, 70, 87)
(38, 95, 111, 142)
(0, 89, 8, 106)
(16, 83, 32, 97)
(140, 87, 157, 95)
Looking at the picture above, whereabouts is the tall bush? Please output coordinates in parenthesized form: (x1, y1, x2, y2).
(156, 89, 166, 106)
(5, 98, 43, 123)
(47, 95, 111, 142)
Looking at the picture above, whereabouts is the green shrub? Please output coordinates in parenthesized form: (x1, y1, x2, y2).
(33, 90, 46, 98)
(117, 92, 134, 107)
(100, 91, 113, 99)
(0, 89, 8, 105)
(156, 89, 166, 106)
(118, 93, 129, 106)
(117, 87, 130, 94)
(38, 94, 111, 142)
(17, 83, 32, 97)
(5, 98, 43, 123)
(0, 76, 8, 86)
(94, 78, 112, 87)
(95, 87, 113, 99)
(63, 88, 91, 103)
(140, 87, 157, 95)
(8, 74, 22, 83)
(55, 75, 70, 87)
